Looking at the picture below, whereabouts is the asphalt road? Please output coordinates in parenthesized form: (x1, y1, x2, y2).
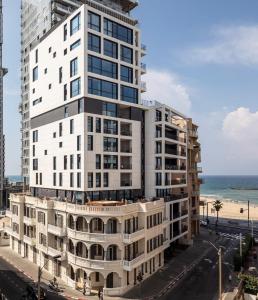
(0, 256, 65, 300)
(160, 232, 239, 300)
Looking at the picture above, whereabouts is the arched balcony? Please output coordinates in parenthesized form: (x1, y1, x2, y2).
(106, 218, 119, 234)
(68, 214, 75, 229)
(67, 264, 75, 281)
(76, 217, 88, 232)
(76, 242, 88, 259)
(106, 272, 121, 289)
(90, 218, 104, 234)
(106, 244, 120, 261)
(90, 244, 104, 260)
(68, 239, 75, 254)
(89, 272, 104, 290)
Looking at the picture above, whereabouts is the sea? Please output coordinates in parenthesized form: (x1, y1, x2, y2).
(7, 175, 23, 183)
(201, 175, 258, 204)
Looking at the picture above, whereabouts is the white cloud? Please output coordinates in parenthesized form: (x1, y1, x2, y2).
(143, 69, 191, 114)
(188, 25, 258, 65)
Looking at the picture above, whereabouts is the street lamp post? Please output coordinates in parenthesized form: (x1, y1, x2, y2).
(206, 201, 213, 224)
(37, 254, 61, 299)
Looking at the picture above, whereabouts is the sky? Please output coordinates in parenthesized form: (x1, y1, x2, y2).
(3, 0, 258, 175)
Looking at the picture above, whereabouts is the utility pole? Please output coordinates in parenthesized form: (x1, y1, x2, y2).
(218, 247, 222, 300)
(240, 233, 242, 268)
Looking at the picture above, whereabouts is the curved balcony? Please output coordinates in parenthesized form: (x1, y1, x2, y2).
(67, 228, 121, 243)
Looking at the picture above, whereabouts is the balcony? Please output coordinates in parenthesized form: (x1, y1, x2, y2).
(24, 216, 36, 226)
(67, 228, 121, 243)
(141, 44, 147, 56)
(121, 173, 132, 187)
(141, 81, 147, 93)
(120, 123, 132, 137)
(197, 167, 203, 173)
(164, 193, 188, 202)
(120, 140, 132, 153)
(192, 190, 200, 197)
(171, 179, 187, 186)
(48, 245, 64, 259)
(141, 63, 146, 74)
(123, 228, 145, 244)
(165, 132, 186, 144)
(165, 165, 186, 171)
(123, 252, 145, 271)
(5, 210, 12, 218)
(188, 130, 198, 138)
(121, 157, 132, 170)
(48, 224, 67, 237)
(23, 235, 36, 246)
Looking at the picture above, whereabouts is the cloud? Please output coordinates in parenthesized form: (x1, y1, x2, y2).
(188, 25, 258, 65)
(142, 69, 191, 114)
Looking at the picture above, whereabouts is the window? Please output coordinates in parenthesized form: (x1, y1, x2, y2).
(77, 135, 81, 151)
(48, 84, 52, 90)
(64, 24, 67, 41)
(59, 173, 63, 186)
(70, 155, 74, 169)
(87, 116, 93, 132)
(32, 130, 38, 142)
(70, 39, 81, 51)
(88, 11, 101, 32)
(53, 157, 56, 170)
(33, 145, 35, 156)
(70, 78, 81, 97)
(104, 173, 109, 187)
(102, 102, 117, 117)
(63, 84, 67, 101)
(64, 155, 68, 170)
(88, 77, 117, 99)
(96, 173, 101, 188)
(78, 99, 83, 113)
(104, 155, 118, 169)
(77, 173, 81, 188)
(156, 142, 162, 154)
(77, 154, 81, 169)
(33, 66, 38, 81)
(96, 118, 101, 133)
(121, 85, 138, 104)
(64, 106, 69, 118)
(44, 68, 47, 74)
(104, 119, 118, 134)
(44, 150, 47, 155)
(59, 67, 63, 83)
(104, 18, 133, 44)
(96, 154, 101, 169)
(35, 49, 38, 63)
(88, 33, 100, 53)
(121, 46, 133, 64)
(70, 119, 74, 134)
(64, 48, 67, 55)
(53, 132, 56, 138)
(88, 55, 117, 79)
(70, 173, 74, 187)
(32, 97, 42, 106)
(121, 65, 133, 83)
(53, 52, 56, 58)
(104, 137, 118, 152)
(88, 173, 93, 188)
(70, 13, 80, 35)
(70, 58, 78, 77)
(59, 142, 63, 148)
(59, 123, 62, 137)
(53, 173, 56, 186)
(104, 39, 118, 58)
(33, 159, 38, 170)
(49, 47, 52, 53)
(88, 135, 93, 151)
(156, 173, 162, 186)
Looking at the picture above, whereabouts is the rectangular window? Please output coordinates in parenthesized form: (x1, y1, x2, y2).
(88, 77, 117, 99)
(87, 116, 93, 132)
(104, 18, 133, 44)
(70, 155, 74, 169)
(36, 173, 38, 185)
(32, 159, 38, 170)
(78, 99, 83, 113)
(88, 11, 101, 32)
(96, 118, 101, 133)
(104, 119, 118, 135)
(33, 66, 38, 81)
(64, 155, 67, 170)
(88, 33, 101, 53)
(77, 154, 81, 169)
(35, 49, 38, 63)
(156, 173, 162, 186)
(70, 13, 80, 35)
(88, 173, 93, 188)
(53, 157, 56, 170)
(70, 119, 74, 134)
(104, 155, 118, 169)
(70, 58, 78, 77)
(96, 173, 101, 188)
(40, 173, 42, 185)
(121, 85, 138, 104)
(104, 173, 109, 187)
(77, 135, 81, 151)
(64, 84, 67, 101)
(53, 173, 56, 186)
(121, 65, 133, 83)
(70, 173, 74, 187)
(77, 172, 81, 188)
(102, 102, 117, 117)
(64, 106, 69, 118)
(70, 39, 81, 51)
(70, 77, 81, 97)
(104, 137, 118, 152)
(32, 130, 38, 142)
(104, 39, 118, 58)
(88, 55, 117, 79)
(121, 46, 133, 64)
(96, 154, 101, 169)
(59, 173, 63, 186)
(32, 145, 35, 157)
(59, 123, 62, 137)
(88, 135, 93, 151)
(64, 24, 67, 41)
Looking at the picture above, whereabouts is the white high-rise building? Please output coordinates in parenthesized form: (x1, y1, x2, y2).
(7, 0, 202, 297)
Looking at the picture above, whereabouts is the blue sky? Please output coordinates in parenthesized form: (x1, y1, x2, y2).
(3, 0, 258, 175)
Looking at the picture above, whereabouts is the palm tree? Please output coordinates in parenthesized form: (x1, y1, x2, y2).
(213, 199, 223, 227)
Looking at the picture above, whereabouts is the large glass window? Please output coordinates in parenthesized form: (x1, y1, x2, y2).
(121, 85, 138, 104)
(96, 173, 101, 188)
(88, 11, 101, 32)
(70, 39, 81, 51)
(104, 39, 118, 59)
(87, 116, 93, 132)
(104, 173, 109, 187)
(88, 77, 118, 99)
(88, 33, 101, 53)
(102, 102, 117, 117)
(104, 18, 133, 44)
(121, 46, 133, 64)
(70, 13, 80, 35)
(104, 120, 118, 134)
(104, 155, 118, 169)
(104, 137, 118, 152)
(70, 77, 81, 97)
(70, 57, 78, 77)
(96, 118, 101, 133)
(33, 66, 38, 81)
(88, 55, 117, 79)
(121, 65, 133, 83)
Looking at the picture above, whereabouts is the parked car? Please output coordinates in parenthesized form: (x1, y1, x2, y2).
(200, 220, 208, 227)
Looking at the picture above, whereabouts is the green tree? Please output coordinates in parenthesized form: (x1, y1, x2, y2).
(213, 200, 223, 226)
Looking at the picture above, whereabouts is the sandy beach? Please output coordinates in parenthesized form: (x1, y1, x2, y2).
(200, 196, 258, 221)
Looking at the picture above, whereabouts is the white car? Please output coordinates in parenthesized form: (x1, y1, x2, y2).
(200, 220, 208, 227)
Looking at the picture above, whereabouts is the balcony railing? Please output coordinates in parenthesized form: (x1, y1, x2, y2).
(123, 252, 145, 271)
(123, 228, 145, 244)
(141, 81, 147, 92)
(171, 179, 187, 185)
(120, 129, 132, 137)
(121, 181, 132, 187)
(165, 133, 186, 143)
(164, 193, 188, 202)
(141, 63, 147, 74)
(48, 224, 67, 237)
(165, 165, 186, 171)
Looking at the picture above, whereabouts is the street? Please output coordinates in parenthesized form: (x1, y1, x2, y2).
(0, 255, 65, 300)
